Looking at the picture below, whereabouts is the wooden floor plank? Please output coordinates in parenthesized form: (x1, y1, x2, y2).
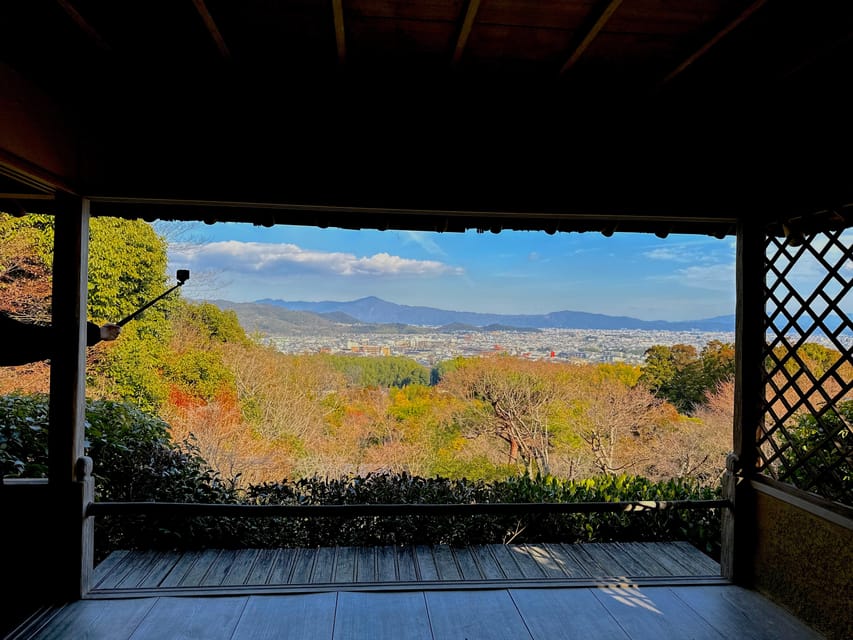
(596, 544, 649, 577)
(30, 583, 825, 639)
(244, 548, 278, 585)
(158, 550, 204, 588)
(522, 544, 566, 578)
(289, 548, 317, 584)
(542, 544, 589, 578)
(266, 548, 297, 584)
(90, 542, 722, 595)
(95, 550, 159, 590)
(332, 547, 357, 583)
(511, 588, 631, 639)
(560, 544, 607, 577)
(375, 545, 398, 582)
(396, 546, 418, 582)
(432, 545, 462, 581)
(221, 549, 261, 586)
(425, 590, 534, 640)
(593, 586, 726, 640)
(577, 544, 632, 577)
(634, 543, 691, 576)
(506, 545, 547, 578)
(310, 546, 337, 583)
(116, 551, 170, 589)
(334, 591, 432, 640)
(668, 542, 720, 575)
(91, 550, 129, 588)
(355, 546, 376, 582)
(469, 545, 506, 580)
(488, 544, 525, 579)
(200, 549, 241, 587)
(452, 546, 482, 580)
(231, 594, 337, 640)
(414, 545, 439, 581)
(178, 549, 222, 587)
(29, 599, 158, 640)
(618, 542, 677, 576)
(672, 586, 824, 640)
(138, 551, 182, 588)
(127, 596, 247, 640)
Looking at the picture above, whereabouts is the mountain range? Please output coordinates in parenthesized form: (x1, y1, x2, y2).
(254, 296, 737, 332)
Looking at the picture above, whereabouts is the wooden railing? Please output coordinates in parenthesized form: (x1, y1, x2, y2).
(87, 499, 728, 519)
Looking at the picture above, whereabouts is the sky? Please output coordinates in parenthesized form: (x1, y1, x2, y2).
(156, 221, 740, 322)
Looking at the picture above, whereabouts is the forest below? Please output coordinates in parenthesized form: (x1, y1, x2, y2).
(2, 214, 848, 489)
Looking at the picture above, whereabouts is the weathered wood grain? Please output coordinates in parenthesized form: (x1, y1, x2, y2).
(511, 588, 631, 639)
(27, 583, 825, 639)
(90, 542, 722, 594)
(128, 596, 247, 639)
(593, 586, 725, 639)
(425, 590, 534, 640)
(333, 591, 431, 640)
(29, 598, 157, 640)
(231, 593, 337, 640)
(672, 586, 824, 640)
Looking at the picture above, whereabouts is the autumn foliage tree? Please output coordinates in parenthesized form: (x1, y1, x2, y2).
(440, 355, 570, 475)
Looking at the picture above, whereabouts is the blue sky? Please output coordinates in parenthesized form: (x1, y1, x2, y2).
(156, 221, 737, 321)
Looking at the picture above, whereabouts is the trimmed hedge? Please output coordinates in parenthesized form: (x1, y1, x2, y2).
(1, 393, 721, 560)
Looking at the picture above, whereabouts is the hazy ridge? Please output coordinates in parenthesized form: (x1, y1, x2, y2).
(206, 296, 738, 335)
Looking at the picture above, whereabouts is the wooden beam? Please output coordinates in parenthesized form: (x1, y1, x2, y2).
(0, 63, 84, 193)
(47, 194, 94, 600)
(191, 0, 231, 61)
(658, 0, 769, 87)
(332, 0, 346, 64)
(560, 0, 623, 75)
(781, 28, 853, 80)
(55, 0, 111, 51)
(733, 218, 766, 475)
(48, 194, 90, 485)
(721, 217, 765, 585)
(452, 0, 482, 65)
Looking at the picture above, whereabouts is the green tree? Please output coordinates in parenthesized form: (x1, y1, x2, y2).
(87, 218, 170, 324)
(640, 344, 710, 414)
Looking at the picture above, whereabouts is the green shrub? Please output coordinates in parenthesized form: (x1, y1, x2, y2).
(0, 393, 238, 557)
(1, 393, 721, 560)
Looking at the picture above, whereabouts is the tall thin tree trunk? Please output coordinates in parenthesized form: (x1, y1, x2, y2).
(509, 438, 519, 464)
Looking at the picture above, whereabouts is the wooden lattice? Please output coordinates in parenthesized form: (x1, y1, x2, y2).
(759, 227, 853, 505)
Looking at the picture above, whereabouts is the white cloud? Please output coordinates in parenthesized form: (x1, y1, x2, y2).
(397, 231, 446, 256)
(169, 241, 464, 278)
(643, 240, 732, 263)
(651, 262, 735, 292)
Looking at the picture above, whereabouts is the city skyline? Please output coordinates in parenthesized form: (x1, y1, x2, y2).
(158, 221, 739, 322)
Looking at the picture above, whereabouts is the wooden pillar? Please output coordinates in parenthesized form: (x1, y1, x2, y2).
(47, 193, 94, 600)
(720, 218, 765, 582)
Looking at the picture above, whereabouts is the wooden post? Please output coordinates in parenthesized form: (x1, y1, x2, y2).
(721, 218, 765, 582)
(47, 193, 93, 599)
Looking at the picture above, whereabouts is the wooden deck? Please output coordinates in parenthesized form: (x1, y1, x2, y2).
(8, 543, 826, 639)
(87, 542, 725, 597)
(11, 585, 823, 639)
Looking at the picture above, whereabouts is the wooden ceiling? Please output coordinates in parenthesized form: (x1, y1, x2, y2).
(1, 0, 853, 235)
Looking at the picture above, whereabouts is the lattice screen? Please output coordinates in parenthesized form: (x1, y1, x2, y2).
(759, 227, 853, 506)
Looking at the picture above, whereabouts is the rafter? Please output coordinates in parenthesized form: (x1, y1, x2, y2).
(332, 0, 346, 64)
(560, 0, 623, 75)
(659, 0, 769, 87)
(452, 0, 482, 65)
(191, 0, 230, 61)
(55, 0, 111, 51)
